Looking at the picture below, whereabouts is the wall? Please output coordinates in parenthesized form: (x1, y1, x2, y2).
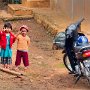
(22, 0, 50, 8)
(50, 0, 72, 16)
(50, 0, 90, 21)
(85, 0, 90, 21)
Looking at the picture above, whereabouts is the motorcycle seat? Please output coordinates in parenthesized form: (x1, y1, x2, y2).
(74, 43, 90, 53)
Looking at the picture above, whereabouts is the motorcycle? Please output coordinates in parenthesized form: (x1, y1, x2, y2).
(63, 44, 90, 83)
(53, 18, 90, 83)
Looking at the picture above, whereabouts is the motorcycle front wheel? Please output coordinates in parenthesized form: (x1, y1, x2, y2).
(63, 54, 73, 72)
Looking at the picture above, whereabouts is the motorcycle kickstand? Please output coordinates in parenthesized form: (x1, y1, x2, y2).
(75, 75, 82, 84)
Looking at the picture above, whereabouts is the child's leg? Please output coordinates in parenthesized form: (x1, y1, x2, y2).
(14, 50, 22, 71)
(6, 57, 12, 69)
(15, 50, 22, 67)
(22, 52, 29, 70)
(1, 57, 7, 68)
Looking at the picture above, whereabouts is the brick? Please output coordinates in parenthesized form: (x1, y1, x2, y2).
(8, 4, 33, 16)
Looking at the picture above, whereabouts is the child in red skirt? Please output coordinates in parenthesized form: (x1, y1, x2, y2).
(15, 25, 30, 71)
(0, 22, 16, 69)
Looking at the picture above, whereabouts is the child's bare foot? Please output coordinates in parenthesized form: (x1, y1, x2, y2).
(24, 66, 29, 72)
(4, 64, 8, 69)
(6, 65, 11, 69)
(14, 67, 19, 72)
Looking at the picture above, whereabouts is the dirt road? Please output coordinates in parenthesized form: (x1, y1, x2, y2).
(0, 19, 90, 90)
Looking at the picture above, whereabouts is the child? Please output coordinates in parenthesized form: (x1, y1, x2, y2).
(0, 22, 16, 69)
(15, 25, 30, 71)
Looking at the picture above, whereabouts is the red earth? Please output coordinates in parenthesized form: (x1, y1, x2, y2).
(0, 19, 89, 90)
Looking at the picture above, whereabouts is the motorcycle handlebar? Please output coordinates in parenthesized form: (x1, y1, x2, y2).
(75, 18, 85, 27)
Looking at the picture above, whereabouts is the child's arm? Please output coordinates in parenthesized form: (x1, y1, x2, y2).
(15, 31, 21, 37)
(27, 38, 30, 47)
(10, 33, 16, 43)
(12, 31, 21, 43)
(13, 36, 16, 43)
(0, 31, 3, 43)
(0, 31, 2, 46)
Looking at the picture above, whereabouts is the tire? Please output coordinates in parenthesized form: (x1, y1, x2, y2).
(52, 43, 58, 50)
(63, 54, 73, 72)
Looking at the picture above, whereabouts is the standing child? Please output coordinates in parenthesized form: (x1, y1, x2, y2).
(0, 22, 16, 69)
(15, 25, 30, 71)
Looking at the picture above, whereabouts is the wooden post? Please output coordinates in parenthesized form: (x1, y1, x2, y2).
(0, 67, 24, 76)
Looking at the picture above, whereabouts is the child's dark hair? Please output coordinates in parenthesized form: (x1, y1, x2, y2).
(3, 22, 12, 30)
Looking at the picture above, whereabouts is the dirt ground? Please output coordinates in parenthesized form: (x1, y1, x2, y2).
(0, 19, 90, 90)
